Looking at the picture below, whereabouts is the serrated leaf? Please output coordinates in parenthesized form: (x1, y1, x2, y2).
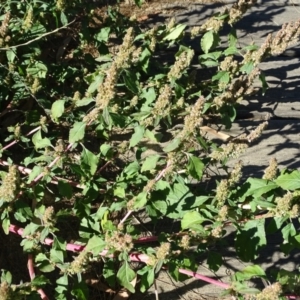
(201, 30, 214, 54)
(163, 138, 180, 153)
(51, 100, 65, 122)
(275, 170, 300, 190)
(69, 122, 86, 143)
(141, 155, 160, 172)
(188, 156, 204, 180)
(163, 24, 186, 41)
(117, 261, 136, 293)
(86, 236, 106, 255)
(130, 125, 145, 147)
(181, 211, 205, 229)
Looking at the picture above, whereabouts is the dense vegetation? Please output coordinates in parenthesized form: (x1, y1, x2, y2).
(0, 0, 300, 299)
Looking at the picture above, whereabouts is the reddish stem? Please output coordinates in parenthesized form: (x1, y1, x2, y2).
(178, 268, 230, 289)
(8, 224, 300, 299)
(28, 254, 49, 300)
(2, 126, 41, 151)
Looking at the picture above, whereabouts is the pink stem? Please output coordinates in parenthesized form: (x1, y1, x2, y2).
(178, 268, 230, 289)
(2, 126, 41, 151)
(7, 225, 300, 299)
(0, 159, 85, 189)
(28, 254, 49, 300)
(30, 143, 74, 185)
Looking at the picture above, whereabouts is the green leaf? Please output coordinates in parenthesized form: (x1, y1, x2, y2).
(27, 166, 43, 183)
(167, 183, 194, 218)
(123, 71, 139, 94)
(235, 219, 266, 262)
(151, 200, 167, 215)
(86, 236, 106, 255)
(141, 155, 160, 172)
(100, 143, 113, 158)
(51, 100, 65, 122)
(134, 191, 148, 209)
(60, 11, 68, 25)
(235, 265, 266, 281)
(163, 138, 180, 153)
(114, 186, 125, 198)
(32, 130, 52, 150)
(95, 27, 110, 42)
(58, 181, 73, 199)
(163, 24, 186, 41)
(130, 125, 145, 147)
(212, 71, 230, 84)
(187, 156, 204, 180)
(50, 249, 64, 264)
(31, 275, 50, 287)
(201, 30, 215, 54)
(71, 281, 89, 300)
(27, 61, 48, 78)
(81, 146, 99, 175)
(6, 49, 16, 63)
(266, 217, 287, 234)
(245, 178, 278, 198)
(259, 73, 268, 96)
(2, 218, 10, 235)
(207, 252, 223, 272)
(87, 75, 104, 93)
(228, 28, 237, 47)
(56, 274, 68, 294)
(75, 97, 95, 107)
(138, 266, 155, 293)
(117, 261, 136, 293)
(134, 0, 143, 8)
(236, 287, 260, 295)
(275, 170, 300, 190)
(281, 223, 296, 241)
(240, 61, 254, 74)
(181, 211, 205, 229)
(69, 122, 86, 143)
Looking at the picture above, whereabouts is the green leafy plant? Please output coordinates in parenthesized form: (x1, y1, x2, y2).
(0, 0, 300, 299)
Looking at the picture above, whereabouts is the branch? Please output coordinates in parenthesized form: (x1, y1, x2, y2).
(0, 20, 76, 51)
